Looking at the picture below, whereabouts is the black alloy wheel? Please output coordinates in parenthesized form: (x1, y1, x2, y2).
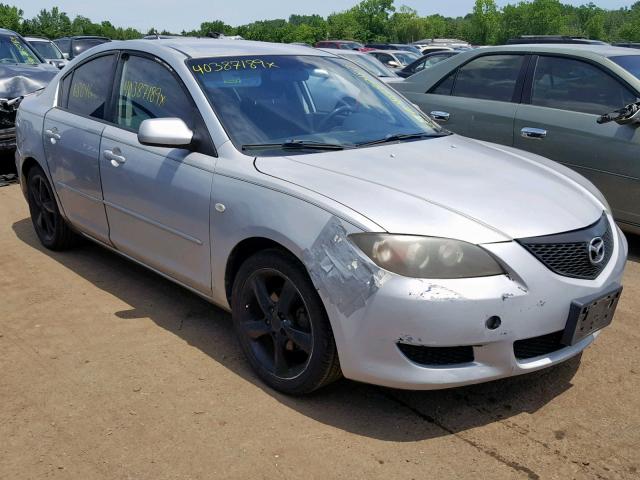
(232, 249, 341, 394)
(26, 165, 78, 250)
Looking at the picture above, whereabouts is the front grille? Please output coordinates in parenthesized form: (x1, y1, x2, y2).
(397, 343, 474, 366)
(517, 214, 613, 280)
(514, 330, 565, 360)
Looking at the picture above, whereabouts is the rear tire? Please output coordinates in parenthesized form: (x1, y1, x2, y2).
(26, 165, 79, 250)
(231, 249, 342, 395)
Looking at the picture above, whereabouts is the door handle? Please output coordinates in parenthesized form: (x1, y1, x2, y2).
(521, 127, 547, 139)
(429, 111, 450, 122)
(104, 149, 126, 166)
(44, 128, 61, 143)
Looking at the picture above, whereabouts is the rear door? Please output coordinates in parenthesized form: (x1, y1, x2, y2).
(514, 55, 640, 226)
(43, 52, 117, 244)
(99, 52, 215, 294)
(405, 54, 528, 145)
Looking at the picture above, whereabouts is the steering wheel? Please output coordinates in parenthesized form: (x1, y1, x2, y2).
(319, 101, 355, 130)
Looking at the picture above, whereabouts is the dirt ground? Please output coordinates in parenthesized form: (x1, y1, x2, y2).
(1, 181, 639, 480)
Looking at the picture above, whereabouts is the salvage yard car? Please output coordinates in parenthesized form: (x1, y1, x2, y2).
(0, 28, 58, 151)
(393, 44, 640, 234)
(16, 39, 627, 394)
(25, 36, 68, 69)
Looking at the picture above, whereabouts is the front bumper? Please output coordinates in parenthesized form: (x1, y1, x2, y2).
(324, 216, 628, 390)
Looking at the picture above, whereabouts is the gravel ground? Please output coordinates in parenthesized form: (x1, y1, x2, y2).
(1, 182, 639, 479)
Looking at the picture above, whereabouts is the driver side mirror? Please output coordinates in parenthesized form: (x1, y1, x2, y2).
(387, 60, 400, 68)
(62, 52, 69, 60)
(138, 118, 194, 148)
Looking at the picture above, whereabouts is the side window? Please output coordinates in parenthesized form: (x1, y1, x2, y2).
(116, 54, 195, 132)
(452, 55, 525, 102)
(58, 72, 73, 108)
(430, 70, 456, 95)
(67, 54, 116, 119)
(531, 56, 637, 115)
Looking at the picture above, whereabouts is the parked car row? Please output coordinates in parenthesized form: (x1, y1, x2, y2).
(14, 37, 630, 396)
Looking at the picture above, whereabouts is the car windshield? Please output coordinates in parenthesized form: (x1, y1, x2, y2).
(0, 35, 40, 65)
(29, 40, 63, 59)
(72, 38, 108, 56)
(395, 45, 422, 55)
(394, 52, 419, 65)
(342, 53, 396, 77)
(611, 55, 640, 80)
(340, 42, 363, 50)
(188, 55, 442, 156)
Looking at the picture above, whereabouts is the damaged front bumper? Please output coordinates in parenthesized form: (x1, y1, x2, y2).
(0, 102, 18, 150)
(319, 218, 627, 390)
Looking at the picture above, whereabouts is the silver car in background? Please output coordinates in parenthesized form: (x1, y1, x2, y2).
(16, 39, 627, 394)
(318, 47, 402, 83)
(24, 37, 68, 69)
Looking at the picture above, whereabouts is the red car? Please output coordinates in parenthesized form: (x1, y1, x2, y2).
(314, 40, 365, 51)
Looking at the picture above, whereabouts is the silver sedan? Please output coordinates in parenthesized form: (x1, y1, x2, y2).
(15, 39, 627, 394)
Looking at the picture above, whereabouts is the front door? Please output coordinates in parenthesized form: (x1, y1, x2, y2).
(99, 53, 215, 294)
(43, 53, 117, 244)
(514, 55, 640, 226)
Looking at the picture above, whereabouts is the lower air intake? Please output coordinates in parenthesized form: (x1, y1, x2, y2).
(397, 343, 474, 366)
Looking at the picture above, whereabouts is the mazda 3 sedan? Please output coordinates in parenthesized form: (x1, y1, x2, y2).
(16, 39, 627, 394)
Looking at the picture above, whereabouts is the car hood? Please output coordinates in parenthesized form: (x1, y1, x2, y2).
(254, 135, 605, 242)
(0, 63, 58, 99)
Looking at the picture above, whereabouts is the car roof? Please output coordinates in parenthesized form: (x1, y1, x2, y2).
(55, 36, 110, 40)
(367, 49, 415, 55)
(104, 38, 333, 59)
(24, 37, 52, 42)
(475, 43, 640, 59)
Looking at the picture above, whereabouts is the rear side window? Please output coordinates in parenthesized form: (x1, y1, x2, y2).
(531, 56, 637, 115)
(67, 54, 116, 119)
(430, 71, 456, 95)
(452, 55, 525, 102)
(115, 54, 195, 132)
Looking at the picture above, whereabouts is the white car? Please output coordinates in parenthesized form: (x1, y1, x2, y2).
(25, 37, 68, 69)
(318, 48, 401, 83)
(367, 49, 420, 69)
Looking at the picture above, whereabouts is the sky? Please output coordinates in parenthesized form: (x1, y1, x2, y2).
(17, 0, 635, 33)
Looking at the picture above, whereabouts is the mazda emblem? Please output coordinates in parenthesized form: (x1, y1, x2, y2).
(588, 237, 605, 265)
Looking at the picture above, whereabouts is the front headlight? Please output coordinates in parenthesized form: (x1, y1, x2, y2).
(349, 234, 504, 279)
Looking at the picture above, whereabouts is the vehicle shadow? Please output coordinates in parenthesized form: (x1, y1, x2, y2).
(12, 217, 580, 442)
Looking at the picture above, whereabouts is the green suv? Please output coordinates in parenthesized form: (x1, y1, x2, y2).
(394, 45, 640, 234)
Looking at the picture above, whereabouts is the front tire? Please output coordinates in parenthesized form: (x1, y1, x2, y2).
(26, 165, 78, 250)
(231, 249, 342, 395)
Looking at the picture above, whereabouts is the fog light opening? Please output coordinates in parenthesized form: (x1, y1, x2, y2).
(486, 316, 502, 330)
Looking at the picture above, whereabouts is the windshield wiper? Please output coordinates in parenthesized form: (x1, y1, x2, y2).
(242, 140, 352, 152)
(356, 131, 450, 147)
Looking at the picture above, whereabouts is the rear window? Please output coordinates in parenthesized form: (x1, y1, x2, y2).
(72, 38, 109, 57)
(611, 55, 640, 80)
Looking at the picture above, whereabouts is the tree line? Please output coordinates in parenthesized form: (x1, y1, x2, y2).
(1, 0, 640, 45)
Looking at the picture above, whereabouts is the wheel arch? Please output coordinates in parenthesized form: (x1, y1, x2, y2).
(224, 236, 305, 305)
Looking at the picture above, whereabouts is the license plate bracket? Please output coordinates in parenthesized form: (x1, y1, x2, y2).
(562, 284, 622, 346)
